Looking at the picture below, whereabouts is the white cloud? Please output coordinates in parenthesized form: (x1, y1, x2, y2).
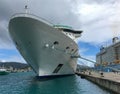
(73, 0, 120, 45)
(1, 0, 120, 47)
(0, 0, 80, 49)
(0, 0, 120, 64)
(0, 54, 26, 63)
(78, 4, 104, 16)
(78, 48, 89, 55)
(6, 55, 26, 63)
(0, 20, 15, 49)
(78, 47, 95, 67)
(78, 58, 95, 67)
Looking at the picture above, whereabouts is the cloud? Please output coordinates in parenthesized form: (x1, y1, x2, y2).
(0, 0, 120, 64)
(78, 59, 94, 67)
(78, 55, 95, 67)
(77, 47, 95, 67)
(5, 55, 26, 63)
(0, 20, 15, 49)
(72, 0, 120, 45)
(0, 52, 26, 63)
(0, 0, 80, 49)
(0, 0, 81, 62)
(1, 0, 120, 47)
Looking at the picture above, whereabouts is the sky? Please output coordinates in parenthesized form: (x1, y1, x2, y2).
(0, 0, 120, 67)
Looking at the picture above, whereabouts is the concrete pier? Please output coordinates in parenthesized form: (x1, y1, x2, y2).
(76, 72, 120, 94)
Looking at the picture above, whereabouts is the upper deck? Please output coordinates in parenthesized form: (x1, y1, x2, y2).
(53, 25, 83, 39)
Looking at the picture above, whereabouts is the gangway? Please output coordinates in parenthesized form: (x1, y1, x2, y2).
(71, 55, 96, 63)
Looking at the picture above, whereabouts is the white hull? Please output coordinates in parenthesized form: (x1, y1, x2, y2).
(9, 14, 79, 76)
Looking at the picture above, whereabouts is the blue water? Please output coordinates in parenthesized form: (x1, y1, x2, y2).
(0, 72, 112, 94)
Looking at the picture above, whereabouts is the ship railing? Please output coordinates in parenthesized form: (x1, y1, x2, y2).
(10, 13, 53, 26)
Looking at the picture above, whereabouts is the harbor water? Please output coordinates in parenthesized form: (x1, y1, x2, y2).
(0, 72, 112, 94)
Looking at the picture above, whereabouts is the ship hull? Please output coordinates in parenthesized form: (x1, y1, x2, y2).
(9, 14, 79, 76)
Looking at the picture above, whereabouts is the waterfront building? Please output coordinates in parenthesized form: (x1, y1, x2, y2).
(95, 37, 120, 72)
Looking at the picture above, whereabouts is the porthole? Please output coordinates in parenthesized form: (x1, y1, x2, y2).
(71, 49, 74, 51)
(54, 41, 59, 45)
(66, 46, 70, 49)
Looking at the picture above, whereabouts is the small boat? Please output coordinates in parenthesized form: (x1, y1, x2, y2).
(0, 68, 9, 75)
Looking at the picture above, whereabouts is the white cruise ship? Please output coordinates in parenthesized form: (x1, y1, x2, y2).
(9, 13, 82, 77)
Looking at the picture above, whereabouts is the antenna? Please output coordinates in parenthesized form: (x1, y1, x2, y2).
(24, 0, 30, 14)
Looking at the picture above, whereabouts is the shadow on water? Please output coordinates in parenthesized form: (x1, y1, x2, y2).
(26, 74, 113, 94)
(26, 75, 79, 94)
(34, 74, 74, 81)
